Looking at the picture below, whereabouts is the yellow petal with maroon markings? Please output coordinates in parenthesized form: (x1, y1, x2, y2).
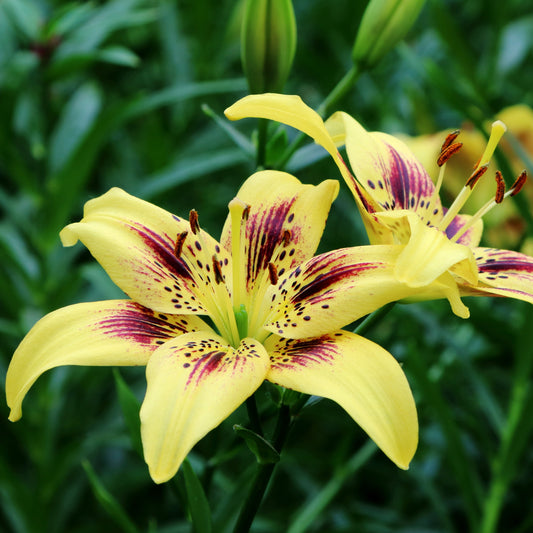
(6, 300, 209, 421)
(265, 331, 418, 469)
(140, 332, 269, 483)
(262, 246, 415, 339)
(220, 170, 338, 307)
(462, 248, 533, 303)
(60, 187, 232, 317)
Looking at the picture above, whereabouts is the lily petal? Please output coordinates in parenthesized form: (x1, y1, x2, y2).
(263, 246, 416, 339)
(140, 332, 269, 483)
(464, 247, 533, 302)
(328, 112, 440, 220)
(379, 211, 479, 288)
(265, 331, 418, 469)
(220, 170, 339, 299)
(444, 213, 483, 247)
(6, 300, 209, 421)
(60, 188, 232, 316)
(225, 94, 376, 218)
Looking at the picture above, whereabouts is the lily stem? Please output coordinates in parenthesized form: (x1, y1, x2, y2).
(256, 118, 268, 169)
(354, 302, 396, 336)
(245, 396, 264, 437)
(233, 404, 291, 533)
(316, 64, 360, 118)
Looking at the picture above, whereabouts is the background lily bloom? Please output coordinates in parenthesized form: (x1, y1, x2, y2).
(6, 170, 417, 484)
(225, 94, 533, 319)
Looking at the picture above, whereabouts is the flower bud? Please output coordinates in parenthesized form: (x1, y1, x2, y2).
(241, 0, 297, 93)
(352, 0, 426, 70)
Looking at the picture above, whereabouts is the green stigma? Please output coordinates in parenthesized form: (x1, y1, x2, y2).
(234, 304, 249, 340)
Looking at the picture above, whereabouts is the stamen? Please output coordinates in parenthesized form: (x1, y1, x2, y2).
(441, 129, 461, 152)
(465, 164, 489, 189)
(174, 231, 188, 258)
(437, 142, 463, 167)
(268, 263, 278, 285)
(451, 170, 524, 243)
(510, 170, 527, 197)
(189, 210, 200, 234)
(282, 229, 291, 246)
(212, 255, 224, 284)
(494, 171, 505, 204)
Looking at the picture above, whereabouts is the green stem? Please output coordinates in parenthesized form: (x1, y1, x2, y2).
(353, 302, 396, 336)
(233, 404, 291, 533)
(245, 396, 264, 437)
(256, 118, 268, 169)
(316, 64, 360, 118)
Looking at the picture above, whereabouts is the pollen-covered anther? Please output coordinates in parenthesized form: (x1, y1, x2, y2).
(282, 229, 292, 247)
(494, 171, 505, 204)
(268, 263, 278, 285)
(465, 163, 489, 189)
(440, 129, 461, 152)
(212, 255, 224, 284)
(174, 231, 188, 258)
(437, 141, 463, 167)
(242, 204, 250, 221)
(189, 210, 200, 234)
(510, 170, 527, 197)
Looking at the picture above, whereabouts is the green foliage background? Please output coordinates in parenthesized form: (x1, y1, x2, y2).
(1, 0, 533, 532)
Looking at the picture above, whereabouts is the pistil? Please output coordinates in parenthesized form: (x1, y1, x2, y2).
(228, 198, 250, 313)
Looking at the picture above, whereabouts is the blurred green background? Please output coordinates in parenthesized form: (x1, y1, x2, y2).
(1, 0, 533, 532)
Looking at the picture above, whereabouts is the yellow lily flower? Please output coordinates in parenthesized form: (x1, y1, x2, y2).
(6, 170, 418, 483)
(225, 94, 533, 319)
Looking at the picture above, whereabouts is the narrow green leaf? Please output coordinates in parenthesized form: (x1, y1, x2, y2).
(2, 0, 42, 42)
(82, 460, 140, 533)
(137, 148, 247, 199)
(96, 46, 140, 67)
(288, 441, 377, 533)
(181, 458, 212, 533)
(113, 369, 143, 457)
(48, 82, 102, 175)
(202, 103, 254, 156)
(233, 424, 280, 465)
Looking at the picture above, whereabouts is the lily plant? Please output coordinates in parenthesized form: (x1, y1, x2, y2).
(7, 170, 418, 484)
(225, 94, 533, 319)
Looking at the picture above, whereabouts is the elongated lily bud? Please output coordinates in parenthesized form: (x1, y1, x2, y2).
(352, 0, 426, 70)
(241, 0, 297, 93)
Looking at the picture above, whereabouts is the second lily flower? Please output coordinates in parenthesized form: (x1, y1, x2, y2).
(225, 94, 533, 318)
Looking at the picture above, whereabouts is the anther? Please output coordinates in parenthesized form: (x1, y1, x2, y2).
(465, 163, 489, 189)
(437, 142, 463, 167)
(510, 170, 527, 197)
(268, 263, 278, 285)
(282, 229, 291, 246)
(212, 255, 224, 284)
(494, 171, 505, 204)
(242, 204, 250, 221)
(189, 210, 200, 234)
(174, 231, 188, 257)
(441, 129, 461, 152)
